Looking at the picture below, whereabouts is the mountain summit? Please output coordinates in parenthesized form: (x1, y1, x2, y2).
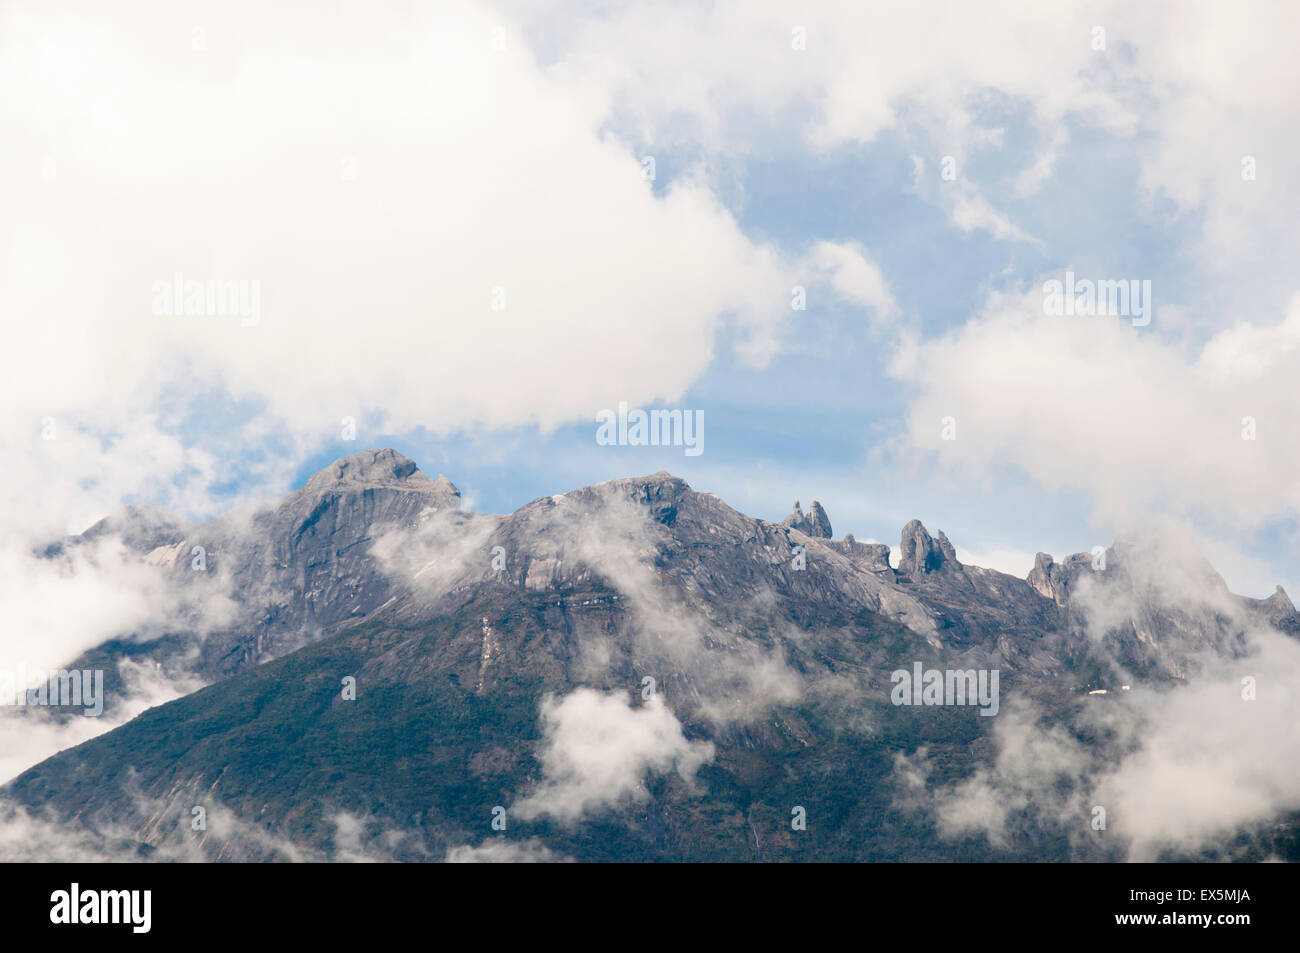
(304, 448, 426, 488)
(300, 449, 460, 501)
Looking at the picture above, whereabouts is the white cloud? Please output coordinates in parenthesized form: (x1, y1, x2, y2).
(513, 689, 714, 824)
(893, 537, 1300, 860)
(801, 241, 898, 326)
(890, 289, 1300, 535)
(445, 838, 569, 863)
(947, 190, 1040, 245)
(1094, 628, 1300, 859)
(1, 539, 174, 674)
(329, 811, 430, 862)
(0, 656, 207, 784)
(0, 0, 818, 446)
(521, 1, 1299, 266)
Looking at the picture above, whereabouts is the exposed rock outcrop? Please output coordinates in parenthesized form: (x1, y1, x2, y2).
(898, 519, 959, 575)
(1026, 552, 1093, 606)
(781, 500, 833, 539)
(837, 534, 892, 572)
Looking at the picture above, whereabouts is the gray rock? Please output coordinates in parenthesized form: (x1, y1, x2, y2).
(836, 535, 892, 572)
(781, 500, 833, 538)
(898, 519, 959, 575)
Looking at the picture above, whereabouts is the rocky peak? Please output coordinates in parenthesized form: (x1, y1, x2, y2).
(1246, 584, 1299, 626)
(1026, 551, 1101, 605)
(1028, 552, 1067, 604)
(593, 470, 690, 495)
(566, 471, 691, 526)
(628, 471, 689, 525)
(53, 504, 187, 557)
(427, 474, 461, 501)
(1262, 585, 1296, 614)
(302, 449, 454, 498)
(1028, 552, 1055, 598)
(898, 519, 958, 575)
(837, 534, 892, 572)
(305, 448, 422, 487)
(782, 500, 833, 539)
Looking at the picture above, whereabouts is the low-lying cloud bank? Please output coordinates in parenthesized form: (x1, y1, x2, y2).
(893, 544, 1300, 861)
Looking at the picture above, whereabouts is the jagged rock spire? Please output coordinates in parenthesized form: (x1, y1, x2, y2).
(781, 500, 833, 539)
(1257, 584, 1297, 619)
(898, 519, 958, 574)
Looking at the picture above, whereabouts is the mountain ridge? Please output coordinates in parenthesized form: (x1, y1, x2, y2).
(9, 449, 1299, 862)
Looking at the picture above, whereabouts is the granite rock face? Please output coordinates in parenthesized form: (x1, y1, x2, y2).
(193, 449, 464, 673)
(1027, 552, 1094, 606)
(837, 534, 892, 572)
(898, 519, 959, 575)
(781, 500, 833, 539)
(1255, 584, 1298, 619)
(58, 449, 465, 679)
(302, 447, 427, 489)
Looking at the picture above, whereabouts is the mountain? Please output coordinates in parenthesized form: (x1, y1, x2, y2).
(48, 449, 464, 705)
(6, 450, 1299, 862)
